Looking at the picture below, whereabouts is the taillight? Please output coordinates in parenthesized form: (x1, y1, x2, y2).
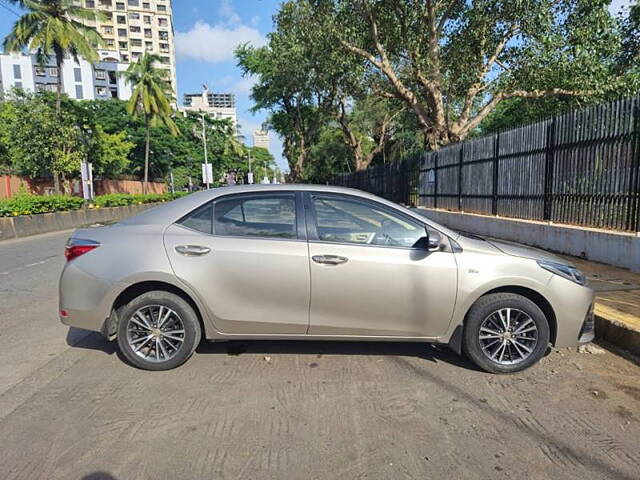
(65, 239, 100, 262)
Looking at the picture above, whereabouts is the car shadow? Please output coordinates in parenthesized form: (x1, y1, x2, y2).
(66, 328, 116, 355)
(64, 327, 480, 372)
(196, 339, 481, 372)
(81, 473, 118, 480)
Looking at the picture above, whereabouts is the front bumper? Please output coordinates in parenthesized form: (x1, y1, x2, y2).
(578, 303, 595, 343)
(545, 276, 595, 348)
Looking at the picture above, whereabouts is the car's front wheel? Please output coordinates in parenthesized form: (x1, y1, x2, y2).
(462, 293, 550, 374)
(116, 291, 201, 371)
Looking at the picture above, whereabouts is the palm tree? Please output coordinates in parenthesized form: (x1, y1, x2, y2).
(123, 53, 179, 194)
(3, 0, 104, 192)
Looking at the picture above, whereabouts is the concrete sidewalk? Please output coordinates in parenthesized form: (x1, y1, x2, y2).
(564, 256, 640, 357)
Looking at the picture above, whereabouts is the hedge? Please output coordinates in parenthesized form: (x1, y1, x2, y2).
(91, 192, 188, 208)
(0, 192, 188, 217)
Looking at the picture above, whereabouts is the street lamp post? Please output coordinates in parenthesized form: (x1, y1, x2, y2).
(187, 156, 193, 192)
(247, 151, 254, 184)
(201, 113, 210, 189)
(164, 150, 176, 194)
(78, 127, 94, 202)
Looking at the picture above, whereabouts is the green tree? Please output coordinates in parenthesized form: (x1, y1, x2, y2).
(3, 0, 103, 114)
(93, 126, 133, 178)
(335, 97, 403, 171)
(122, 53, 179, 193)
(264, 0, 634, 153)
(0, 91, 85, 183)
(3, 0, 104, 191)
(618, 1, 640, 74)
(236, 3, 337, 181)
(305, 126, 355, 182)
(241, 146, 276, 183)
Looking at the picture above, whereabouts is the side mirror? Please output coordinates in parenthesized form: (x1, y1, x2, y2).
(414, 234, 441, 251)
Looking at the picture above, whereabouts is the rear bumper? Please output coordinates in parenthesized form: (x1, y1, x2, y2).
(58, 262, 120, 333)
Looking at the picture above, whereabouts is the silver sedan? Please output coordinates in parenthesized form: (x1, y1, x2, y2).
(59, 185, 595, 372)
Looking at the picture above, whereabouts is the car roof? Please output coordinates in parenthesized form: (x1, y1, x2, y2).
(118, 184, 458, 238)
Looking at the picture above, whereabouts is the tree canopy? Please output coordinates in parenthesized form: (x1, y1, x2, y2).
(122, 53, 179, 193)
(0, 91, 255, 189)
(238, 0, 639, 181)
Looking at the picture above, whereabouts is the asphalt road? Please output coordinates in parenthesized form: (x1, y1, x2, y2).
(1, 231, 639, 480)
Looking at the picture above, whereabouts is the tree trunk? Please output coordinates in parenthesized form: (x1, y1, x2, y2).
(354, 144, 368, 171)
(53, 52, 64, 195)
(290, 150, 306, 181)
(423, 126, 451, 152)
(288, 134, 307, 182)
(144, 121, 150, 194)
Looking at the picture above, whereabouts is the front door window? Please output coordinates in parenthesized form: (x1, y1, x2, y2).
(312, 196, 425, 248)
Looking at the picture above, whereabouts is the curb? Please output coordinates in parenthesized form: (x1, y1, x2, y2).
(594, 304, 640, 358)
(0, 204, 157, 242)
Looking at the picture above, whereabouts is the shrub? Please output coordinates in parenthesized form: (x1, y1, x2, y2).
(91, 192, 187, 207)
(0, 192, 188, 217)
(0, 194, 84, 217)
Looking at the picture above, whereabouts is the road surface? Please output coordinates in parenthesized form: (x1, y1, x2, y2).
(0, 230, 639, 480)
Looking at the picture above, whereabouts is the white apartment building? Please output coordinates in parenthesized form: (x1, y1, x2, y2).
(76, 0, 177, 97)
(181, 87, 238, 127)
(253, 129, 270, 152)
(0, 52, 132, 101)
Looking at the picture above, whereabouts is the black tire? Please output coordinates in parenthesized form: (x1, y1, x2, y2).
(462, 293, 550, 374)
(117, 290, 201, 371)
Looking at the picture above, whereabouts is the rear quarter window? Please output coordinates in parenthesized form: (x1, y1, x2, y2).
(177, 202, 213, 234)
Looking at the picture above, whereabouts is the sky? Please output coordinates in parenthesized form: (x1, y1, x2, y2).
(0, 0, 286, 169)
(0, 0, 635, 171)
(171, 0, 285, 169)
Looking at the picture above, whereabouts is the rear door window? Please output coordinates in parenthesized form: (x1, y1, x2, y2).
(213, 194, 297, 239)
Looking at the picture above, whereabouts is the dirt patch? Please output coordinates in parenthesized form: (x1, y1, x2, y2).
(616, 384, 640, 402)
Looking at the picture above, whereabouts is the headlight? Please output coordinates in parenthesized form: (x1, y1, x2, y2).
(538, 260, 587, 286)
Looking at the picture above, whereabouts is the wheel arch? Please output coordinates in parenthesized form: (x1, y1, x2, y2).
(104, 280, 208, 340)
(448, 285, 557, 354)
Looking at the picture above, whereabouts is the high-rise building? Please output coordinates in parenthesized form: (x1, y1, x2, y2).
(181, 87, 237, 127)
(0, 52, 132, 101)
(252, 130, 270, 152)
(77, 0, 177, 97)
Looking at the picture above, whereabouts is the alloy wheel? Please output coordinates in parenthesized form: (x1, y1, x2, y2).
(126, 305, 186, 363)
(478, 308, 538, 365)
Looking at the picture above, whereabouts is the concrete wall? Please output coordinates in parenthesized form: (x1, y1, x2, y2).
(420, 208, 640, 272)
(94, 179, 167, 196)
(0, 203, 156, 242)
(0, 175, 167, 198)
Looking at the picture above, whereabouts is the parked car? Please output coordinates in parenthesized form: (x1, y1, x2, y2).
(59, 185, 595, 373)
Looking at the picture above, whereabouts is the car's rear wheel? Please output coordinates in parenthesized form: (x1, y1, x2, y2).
(462, 293, 550, 374)
(116, 291, 201, 371)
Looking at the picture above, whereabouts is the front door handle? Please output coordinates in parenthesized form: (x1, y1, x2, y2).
(312, 255, 349, 266)
(175, 245, 211, 256)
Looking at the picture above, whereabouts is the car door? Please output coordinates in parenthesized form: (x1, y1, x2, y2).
(305, 192, 458, 338)
(164, 191, 310, 335)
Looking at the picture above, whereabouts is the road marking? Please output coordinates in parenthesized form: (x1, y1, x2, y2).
(25, 260, 49, 268)
(0, 258, 56, 277)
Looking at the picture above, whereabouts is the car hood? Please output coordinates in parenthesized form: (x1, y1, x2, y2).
(486, 238, 572, 266)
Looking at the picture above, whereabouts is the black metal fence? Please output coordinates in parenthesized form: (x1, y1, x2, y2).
(332, 96, 640, 232)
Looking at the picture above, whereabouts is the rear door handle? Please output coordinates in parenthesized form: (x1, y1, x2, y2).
(312, 255, 349, 265)
(175, 245, 211, 256)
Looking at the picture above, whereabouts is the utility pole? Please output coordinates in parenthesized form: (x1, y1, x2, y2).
(165, 150, 176, 194)
(201, 112, 210, 189)
(247, 151, 254, 184)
